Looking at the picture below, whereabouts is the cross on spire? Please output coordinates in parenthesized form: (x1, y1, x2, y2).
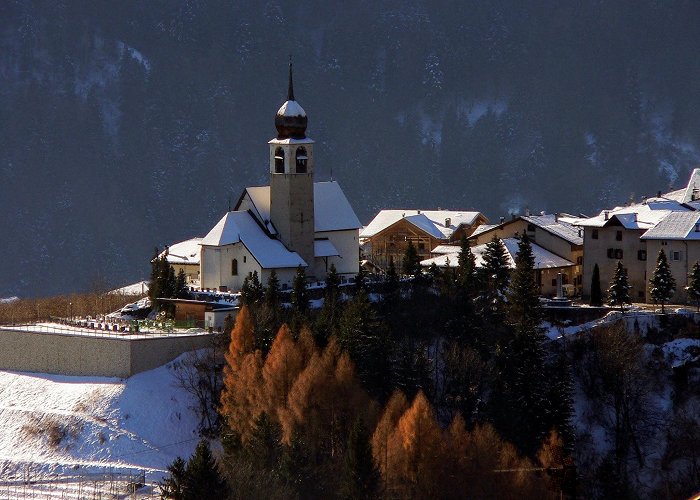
(287, 55, 295, 101)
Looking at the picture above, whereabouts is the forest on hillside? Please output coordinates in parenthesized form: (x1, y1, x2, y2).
(2, 1, 700, 297)
(161, 238, 700, 499)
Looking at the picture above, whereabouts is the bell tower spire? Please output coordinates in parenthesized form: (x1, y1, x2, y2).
(287, 56, 295, 101)
(268, 62, 316, 273)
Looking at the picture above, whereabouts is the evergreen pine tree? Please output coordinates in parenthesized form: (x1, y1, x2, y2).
(241, 270, 264, 306)
(339, 289, 391, 398)
(316, 263, 343, 343)
(184, 439, 228, 499)
(291, 266, 309, 317)
(384, 256, 400, 304)
(481, 235, 511, 315)
(402, 240, 421, 278)
(456, 235, 476, 291)
(175, 269, 188, 299)
(608, 261, 632, 312)
(159, 456, 187, 500)
(342, 418, 381, 500)
(590, 263, 603, 306)
(265, 269, 281, 308)
(687, 261, 700, 310)
(649, 249, 675, 313)
(354, 262, 368, 296)
(506, 233, 542, 329)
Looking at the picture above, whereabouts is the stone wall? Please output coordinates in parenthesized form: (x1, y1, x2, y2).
(0, 329, 213, 378)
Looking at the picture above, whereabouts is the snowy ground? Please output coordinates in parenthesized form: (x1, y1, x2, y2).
(0, 354, 202, 496)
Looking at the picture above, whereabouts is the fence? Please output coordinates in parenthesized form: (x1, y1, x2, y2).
(0, 465, 156, 499)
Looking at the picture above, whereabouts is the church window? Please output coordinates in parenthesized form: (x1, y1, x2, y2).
(232, 259, 238, 276)
(274, 148, 285, 173)
(295, 147, 308, 173)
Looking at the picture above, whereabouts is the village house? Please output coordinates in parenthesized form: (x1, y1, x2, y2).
(420, 237, 575, 297)
(467, 213, 584, 296)
(640, 211, 700, 304)
(159, 237, 202, 284)
(199, 64, 361, 292)
(576, 168, 700, 301)
(360, 209, 487, 271)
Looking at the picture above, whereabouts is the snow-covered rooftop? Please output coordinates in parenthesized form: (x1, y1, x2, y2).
(641, 211, 700, 240)
(420, 237, 573, 270)
(314, 239, 340, 257)
(470, 224, 498, 238)
(240, 181, 361, 233)
(201, 211, 306, 268)
(575, 197, 692, 229)
(520, 214, 583, 245)
(160, 237, 202, 265)
(431, 244, 461, 255)
(277, 99, 306, 117)
(360, 209, 484, 239)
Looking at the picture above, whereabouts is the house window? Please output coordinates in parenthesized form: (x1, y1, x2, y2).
(231, 259, 238, 276)
(638, 250, 647, 261)
(671, 251, 682, 261)
(616, 230, 623, 241)
(418, 242, 425, 251)
(296, 147, 308, 173)
(614, 249, 623, 259)
(274, 147, 285, 173)
(243, 255, 247, 263)
(607, 248, 614, 259)
(551, 279, 557, 287)
(662, 240, 668, 246)
(576, 256, 583, 265)
(592, 229, 599, 239)
(527, 224, 536, 232)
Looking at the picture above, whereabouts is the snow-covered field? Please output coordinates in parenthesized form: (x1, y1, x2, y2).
(0, 354, 202, 496)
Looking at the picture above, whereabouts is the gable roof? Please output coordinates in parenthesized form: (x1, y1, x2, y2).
(238, 181, 361, 233)
(360, 209, 485, 239)
(201, 211, 306, 268)
(575, 197, 692, 229)
(420, 237, 573, 270)
(160, 237, 203, 265)
(641, 211, 700, 240)
(520, 214, 583, 246)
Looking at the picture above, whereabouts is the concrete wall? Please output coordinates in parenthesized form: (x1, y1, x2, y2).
(0, 329, 213, 378)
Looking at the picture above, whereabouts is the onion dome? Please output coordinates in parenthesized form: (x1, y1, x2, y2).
(275, 62, 307, 139)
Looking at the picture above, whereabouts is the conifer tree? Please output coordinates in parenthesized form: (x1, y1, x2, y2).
(291, 266, 309, 317)
(687, 261, 700, 310)
(262, 324, 305, 411)
(184, 440, 228, 499)
(608, 261, 631, 312)
(175, 269, 188, 299)
(159, 456, 187, 499)
(649, 249, 675, 313)
(590, 263, 603, 306)
(265, 269, 281, 308)
(402, 240, 421, 278)
(316, 263, 343, 342)
(456, 235, 476, 291)
(371, 390, 409, 489)
(354, 263, 368, 296)
(506, 233, 542, 329)
(240, 270, 263, 306)
(384, 256, 400, 304)
(481, 235, 511, 313)
(342, 418, 381, 500)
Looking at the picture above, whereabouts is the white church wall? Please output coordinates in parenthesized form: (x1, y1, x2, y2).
(261, 267, 298, 290)
(315, 229, 360, 277)
(200, 246, 221, 290)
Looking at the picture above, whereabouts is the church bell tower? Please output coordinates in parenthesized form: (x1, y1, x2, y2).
(269, 62, 316, 270)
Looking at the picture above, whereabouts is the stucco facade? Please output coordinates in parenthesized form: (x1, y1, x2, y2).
(644, 241, 700, 304)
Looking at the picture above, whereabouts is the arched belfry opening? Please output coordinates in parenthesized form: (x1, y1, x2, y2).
(275, 147, 285, 173)
(295, 147, 307, 173)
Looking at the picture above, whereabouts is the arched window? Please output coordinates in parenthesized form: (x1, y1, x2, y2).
(274, 147, 285, 173)
(295, 147, 308, 173)
(231, 259, 238, 276)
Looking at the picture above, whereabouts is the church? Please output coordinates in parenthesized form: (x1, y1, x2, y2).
(199, 65, 361, 291)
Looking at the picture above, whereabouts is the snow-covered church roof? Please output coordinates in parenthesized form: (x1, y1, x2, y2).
(360, 210, 484, 240)
(201, 211, 306, 268)
(160, 237, 202, 265)
(237, 181, 362, 233)
(420, 237, 574, 270)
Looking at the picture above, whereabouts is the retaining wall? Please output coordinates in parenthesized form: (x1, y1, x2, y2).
(0, 329, 213, 378)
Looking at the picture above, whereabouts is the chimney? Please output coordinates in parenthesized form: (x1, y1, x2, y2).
(500, 216, 505, 224)
(633, 213, 637, 222)
(445, 217, 451, 227)
(657, 190, 662, 198)
(604, 211, 609, 221)
(525, 207, 530, 217)
(577, 228, 582, 237)
(554, 213, 559, 222)
(695, 222, 700, 233)
(417, 210, 421, 214)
